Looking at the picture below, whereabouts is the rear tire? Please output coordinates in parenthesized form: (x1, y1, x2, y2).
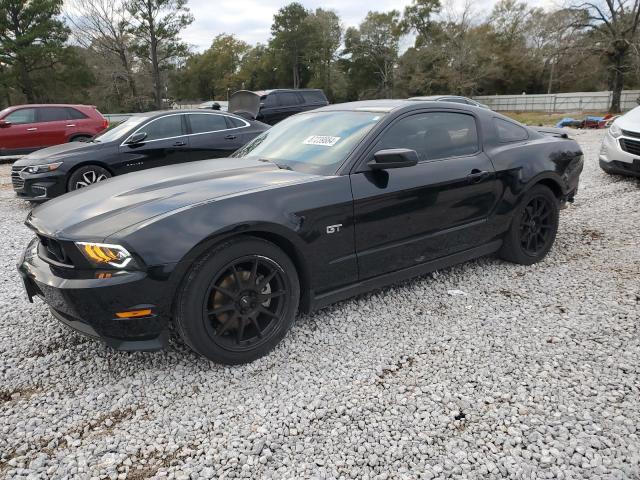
(174, 236, 300, 364)
(67, 165, 111, 191)
(70, 135, 92, 142)
(499, 185, 559, 265)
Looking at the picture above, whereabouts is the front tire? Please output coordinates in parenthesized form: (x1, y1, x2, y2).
(175, 236, 300, 364)
(499, 184, 559, 265)
(67, 165, 111, 191)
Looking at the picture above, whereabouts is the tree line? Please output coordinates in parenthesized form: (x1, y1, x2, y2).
(1, 0, 640, 113)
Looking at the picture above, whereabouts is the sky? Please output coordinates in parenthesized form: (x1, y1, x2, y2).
(180, 0, 510, 52)
(65, 0, 559, 53)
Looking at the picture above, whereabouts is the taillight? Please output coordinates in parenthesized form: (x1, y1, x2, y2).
(102, 118, 108, 129)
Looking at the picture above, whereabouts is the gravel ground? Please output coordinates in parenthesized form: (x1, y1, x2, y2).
(1, 129, 639, 480)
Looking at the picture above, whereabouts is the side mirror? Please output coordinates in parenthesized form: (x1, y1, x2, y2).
(368, 148, 419, 170)
(126, 131, 147, 145)
(0, 120, 11, 128)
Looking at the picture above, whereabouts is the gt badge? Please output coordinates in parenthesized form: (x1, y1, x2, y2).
(326, 224, 342, 234)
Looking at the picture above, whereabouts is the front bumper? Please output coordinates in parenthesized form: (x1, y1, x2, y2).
(11, 167, 67, 201)
(17, 237, 171, 351)
(599, 132, 640, 177)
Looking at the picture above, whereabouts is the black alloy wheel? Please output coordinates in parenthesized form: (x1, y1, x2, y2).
(519, 196, 554, 256)
(175, 236, 300, 364)
(204, 256, 288, 352)
(499, 184, 559, 265)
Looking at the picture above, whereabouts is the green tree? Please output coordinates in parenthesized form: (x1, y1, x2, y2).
(170, 34, 249, 100)
(66, 0, 142, 110)
(401, 0, 441, 46)
(569, 0, 640, 112)
(126, 0, 194, 109)
(0, 0, 70, 102)
(307, 8, 342, 100)
(343, 11, 402, 98)
(270, 2, 312, 88)
(239, 44, 280, 90)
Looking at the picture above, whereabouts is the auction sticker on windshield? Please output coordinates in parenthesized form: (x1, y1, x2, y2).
(303, 136, 341, 147)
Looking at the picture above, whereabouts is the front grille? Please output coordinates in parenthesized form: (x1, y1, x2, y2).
(622, 129, 640, 139)
(11, 166, 24, 190)
(619, 138, 640, 156)
(37, 234, 74, 267)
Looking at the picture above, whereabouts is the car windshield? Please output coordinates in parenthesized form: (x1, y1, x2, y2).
(232, 111, 384, 175)
(93, 116, 147, 143)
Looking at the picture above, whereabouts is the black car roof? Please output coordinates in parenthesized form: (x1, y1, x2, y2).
(316, 99, 478, 114)
(410, 95, 468, 101)
(131, 109, 245, 119)
(254, 89, 324, 96)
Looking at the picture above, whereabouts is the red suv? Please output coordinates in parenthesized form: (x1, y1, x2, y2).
(0, 104, 109, 155)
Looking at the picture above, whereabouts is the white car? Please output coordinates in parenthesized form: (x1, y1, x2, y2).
(599, 106, 640, 177)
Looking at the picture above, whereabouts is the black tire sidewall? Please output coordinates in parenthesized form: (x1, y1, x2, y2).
(175, 236, 300, 364)
(501, 185, 560, 265)
(67, 165, 111, 192)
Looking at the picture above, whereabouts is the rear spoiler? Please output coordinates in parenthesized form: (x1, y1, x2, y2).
(534, 126, 569, 139)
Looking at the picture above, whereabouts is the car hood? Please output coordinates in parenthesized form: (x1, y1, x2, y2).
(26, 158, 320, 240)
(615, 107, 640, 131)
(14, 141, 106, 166)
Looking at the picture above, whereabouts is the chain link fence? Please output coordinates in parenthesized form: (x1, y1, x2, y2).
(474, 90, 640, 112)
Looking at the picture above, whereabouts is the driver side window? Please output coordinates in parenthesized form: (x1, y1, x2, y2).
(5, 108, 36, 125)
(374, 112, 479, 162)
(139, 115, 184, 141)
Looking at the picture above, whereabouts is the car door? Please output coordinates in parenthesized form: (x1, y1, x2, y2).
(350, 110, 500, 280)
(186, 113, 246, 161)
(117, 114, 190, 173)
(36, 107, 73, 146)
(0, 108, 38, 152)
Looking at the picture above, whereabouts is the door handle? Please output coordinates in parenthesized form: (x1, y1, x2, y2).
(173, 141, 186, 146)
(66, 124, 76, 127)
(224, 134, 237, 140)
(467, 169, 490, 183)
(27, 128, 37, 131)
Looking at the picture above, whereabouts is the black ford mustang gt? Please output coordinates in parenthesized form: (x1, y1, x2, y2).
(11, 110, 268, 201)
(18, 100, 583, 364)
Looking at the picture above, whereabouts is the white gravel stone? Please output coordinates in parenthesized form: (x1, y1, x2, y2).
(0, 129, 639, 479)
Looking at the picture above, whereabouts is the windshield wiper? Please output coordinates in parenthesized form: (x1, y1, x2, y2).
(259, 158, 292, 171)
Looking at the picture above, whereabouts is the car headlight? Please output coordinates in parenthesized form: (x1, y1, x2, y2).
(76, 242, 133, 268)
(609, 123, 622, 138)
(21, 162, 63, 176)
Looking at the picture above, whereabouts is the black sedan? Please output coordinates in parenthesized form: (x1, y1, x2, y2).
(11, 110, 269, 201)
(18, 100, 583, 364)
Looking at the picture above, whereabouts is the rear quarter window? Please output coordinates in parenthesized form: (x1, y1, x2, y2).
(494, 118, 529, 142)
(66, 108, 88, 120)
(301, 91, 327, 104)
(276, 92, 303, 107)
(226, 116, 246, 128)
